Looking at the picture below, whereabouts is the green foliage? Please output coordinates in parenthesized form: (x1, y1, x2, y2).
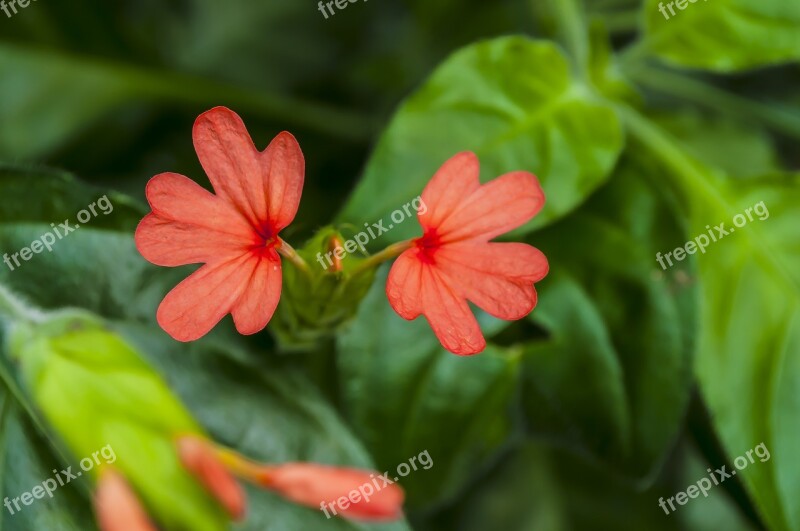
(523, 159, 696, 479)
(643, 0, 800, 72)
(2, 1, 800, 530)
(338, 37, 624, 243)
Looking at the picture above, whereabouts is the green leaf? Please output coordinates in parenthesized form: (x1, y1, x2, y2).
(623, 106, 800, 530)
(336, 266, 520, 511)
(0, 165, 176, 320)
(650, 111, 780, 178)
(0, 400, 98, 531)
(642, 0, 800, 72)
(522, 154, 697, 479)
(454, 439, 756, 531)
(337, 36, 624, 243)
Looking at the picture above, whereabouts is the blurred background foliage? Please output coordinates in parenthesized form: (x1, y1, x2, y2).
(1, 0, 800, 529)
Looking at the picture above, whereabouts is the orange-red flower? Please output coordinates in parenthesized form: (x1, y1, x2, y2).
(135, 106, 304, 342)
(386, 152, 549, 355)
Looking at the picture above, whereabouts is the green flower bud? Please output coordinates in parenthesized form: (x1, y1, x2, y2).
(271, 227, 377, 351)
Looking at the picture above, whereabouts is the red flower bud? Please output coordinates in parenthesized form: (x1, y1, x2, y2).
(176, 435, 247, 520)
(260, 463, 405, 521)
(94, 469, 157, 531)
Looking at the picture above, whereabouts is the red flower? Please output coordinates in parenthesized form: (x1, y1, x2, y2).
(386, 152, 549, 355)
(135, 107, 304, 341)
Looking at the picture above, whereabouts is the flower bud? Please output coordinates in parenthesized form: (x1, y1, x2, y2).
(262, 463, 405, 521)
(94, 469, 157, 531)
(271, 227, 376, 350)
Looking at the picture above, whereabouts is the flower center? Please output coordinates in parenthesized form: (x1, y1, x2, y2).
(250, 221, 280, 258)
(415, 229, 441, 264)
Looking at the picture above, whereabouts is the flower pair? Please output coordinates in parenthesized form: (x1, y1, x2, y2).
(135, 107, 548, 355)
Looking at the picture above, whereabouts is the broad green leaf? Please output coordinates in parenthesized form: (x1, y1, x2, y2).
(522, 154, 697, 479)
(337, 36, 624, 243)
(623, 106, 800, 530)
(642, 0, 800, 72)
(336, 266, 519, 511)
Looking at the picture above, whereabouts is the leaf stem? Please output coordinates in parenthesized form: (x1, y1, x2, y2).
(621, 63, 800, 140)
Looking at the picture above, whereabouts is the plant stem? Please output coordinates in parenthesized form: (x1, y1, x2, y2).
(277, 238, 312, 277)
(350, 240, 415, 276)
(622, 63, 800, 140)
(529, 0, 589, 74)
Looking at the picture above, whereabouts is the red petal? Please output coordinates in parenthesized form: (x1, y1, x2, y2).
(231, 256, 283, 335)
(387, 250, 486, 355)
(420, 265, 486, 355)
(436, 242, 548, 320)
(157, 253, 270, 341)
(136, 213, 253, 267)
(263, 463, 404, 521)
(264, 131, 305, 230)
(438, 171, 544, 243)
(386, 249, 425, 320)
(135, 173, 256, 267)
(193, 107, 304, 230)
(177, 436, 246, 520)
(418, 152, 480, 231)
(94, 469, 157, 531)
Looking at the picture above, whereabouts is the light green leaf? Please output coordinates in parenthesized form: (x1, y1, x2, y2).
(642, 0, 800, 72)
(337, 36, 624, 243)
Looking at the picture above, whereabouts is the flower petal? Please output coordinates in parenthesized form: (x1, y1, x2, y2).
(386, 249, 425, 320)
(231, 254, 282, 335)
(193, 107, 269, 226)
(156, 253, 256, 341)
(176, 436, 246, 520)
(436, 242, 549, 320)
(263, 463, 405, 521)
(418, 152, 480, 231)
(94, 469, 157, 531)
(193, 107, 304, 230)
(421, 265, 486, 355)
(264, 131, 305, 230)
(135, 173, 256, 267)
(136, 213, 253, 267)
(438, 171, 545, 243)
